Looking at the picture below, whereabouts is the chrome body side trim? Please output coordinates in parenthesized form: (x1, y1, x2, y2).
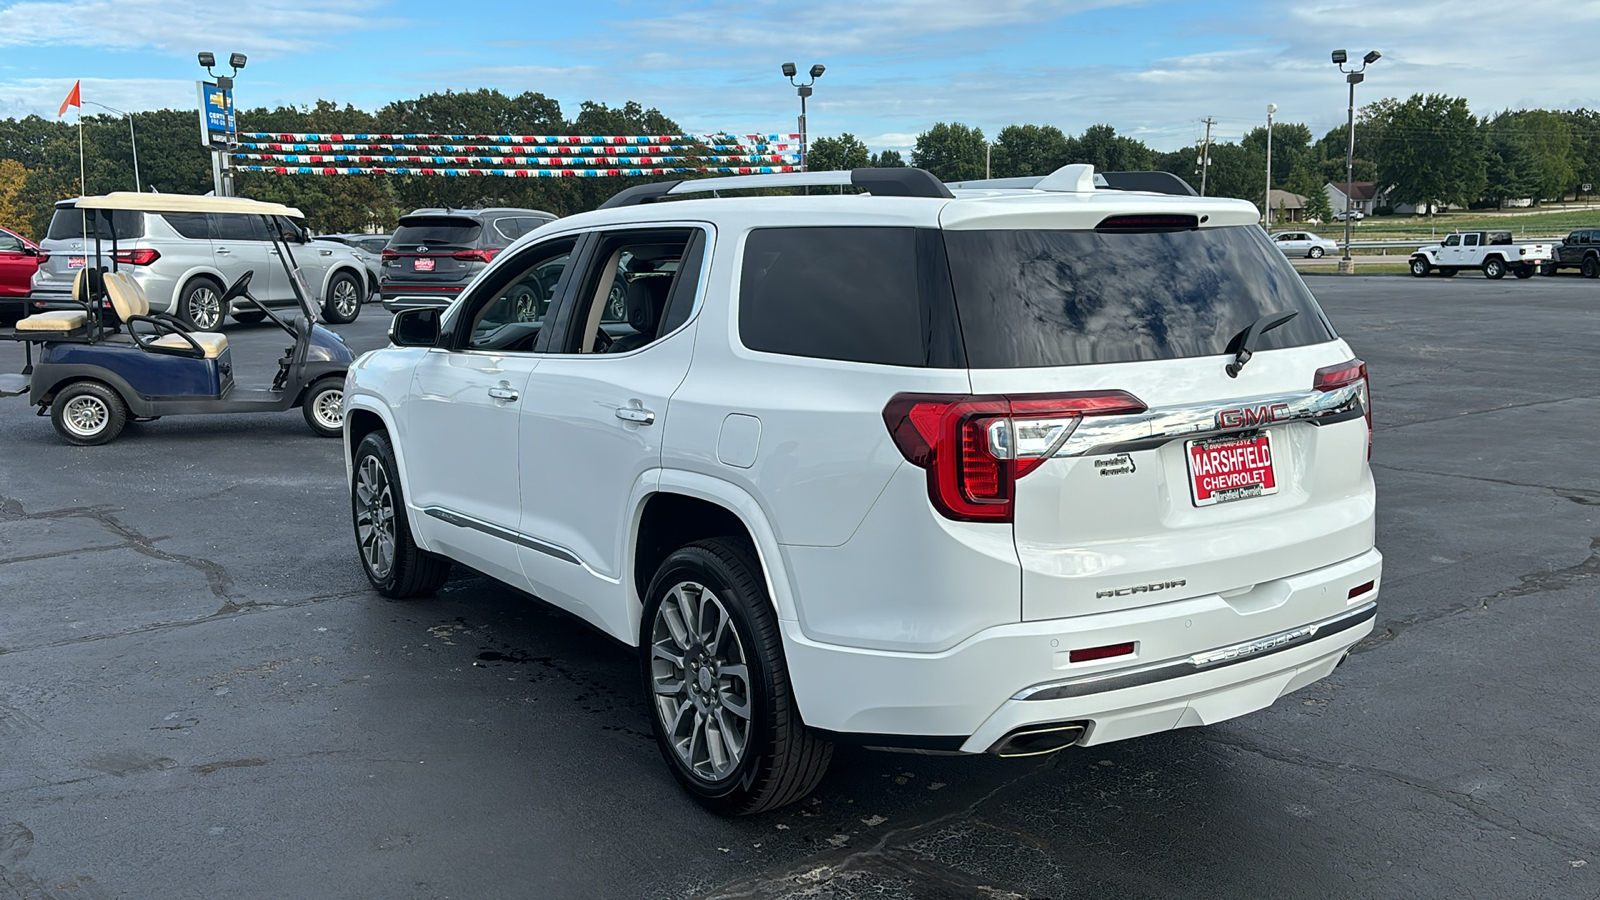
(422, 506, 581, 566)
(1055, 383, 1363, 458)
(1013, 601, 1378, 702)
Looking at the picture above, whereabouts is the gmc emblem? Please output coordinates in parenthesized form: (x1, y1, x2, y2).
(1217, 403, 1291, 429)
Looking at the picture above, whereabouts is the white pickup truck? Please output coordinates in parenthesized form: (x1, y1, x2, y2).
(1409, 231, 1555, 279)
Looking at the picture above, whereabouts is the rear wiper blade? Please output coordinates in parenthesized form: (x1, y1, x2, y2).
(1225, 310, 1298, 378)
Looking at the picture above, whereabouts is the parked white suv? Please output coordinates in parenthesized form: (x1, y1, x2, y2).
(344, 165, 1382, 814)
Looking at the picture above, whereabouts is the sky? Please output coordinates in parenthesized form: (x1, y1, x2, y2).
(0, 0, 1595, 153)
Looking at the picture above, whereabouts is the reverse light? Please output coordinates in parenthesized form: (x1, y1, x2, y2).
(1313, 358, 1371, 457)
(114, 248, 160, 266)
(452, 248, 498, 263)
(884, 391, 1146, 522)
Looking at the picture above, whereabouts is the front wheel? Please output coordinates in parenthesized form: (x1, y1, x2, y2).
(50, 381, 128, 446)
(323, 272, 362, 324)
(642, 538, 833, 815)
(1484, 257, 1507, 279)
(1308, 246, 1325, 259)
(1440, 267, 1459, 277)
(1514, 266, 1534, 279)
(1540, 263, 1558, 276)
(1410, 257, 1431, 277)
(302, 376, 345, 438)
(352, 431, 451, 597)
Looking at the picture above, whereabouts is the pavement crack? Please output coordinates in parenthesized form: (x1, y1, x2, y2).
(1374, 391, 1600, 432)
(1371, 462, 1600, 500)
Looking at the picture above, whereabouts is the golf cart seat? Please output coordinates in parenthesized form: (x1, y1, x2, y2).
(12, 270, 94, 333)
(105, 272, 230, 359)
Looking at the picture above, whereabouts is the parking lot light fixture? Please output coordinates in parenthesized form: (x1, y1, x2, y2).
(1333, 49, 1380, 274)
(229, 53, 248, 71)
(783, 62, 825, 172)
(197, 51, 215, 70)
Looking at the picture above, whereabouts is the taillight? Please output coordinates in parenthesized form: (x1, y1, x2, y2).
(114, 248, 159, 265)
(883, 391, 1147, 522)
(1314, 358, 1371, 457)
(452, 248, 498, 263)
(381, 249, 400, 259)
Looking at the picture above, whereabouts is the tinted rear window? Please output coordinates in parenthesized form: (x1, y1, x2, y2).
(392, 217, 481, 248)
(942, 226, 1335, 368)
(738, 227, 964, 367)
(46, 208, 144, 241)
(162, 213, 211, 240)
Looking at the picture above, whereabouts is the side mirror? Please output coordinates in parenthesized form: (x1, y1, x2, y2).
(389, 307, 441, 347)
(22, 246, 39, 257)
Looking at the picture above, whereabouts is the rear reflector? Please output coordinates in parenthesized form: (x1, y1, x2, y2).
(1348, 580, 1375, 599)
(1068, 642, 1136, 664)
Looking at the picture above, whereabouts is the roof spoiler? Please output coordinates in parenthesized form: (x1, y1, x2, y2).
(947, 165, 1198, 197)
(599, 167, 954, 209)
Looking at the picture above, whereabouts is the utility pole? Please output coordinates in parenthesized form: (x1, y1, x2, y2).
(1264, 104, 1276, 225)
(1199, 117, 1215, 196)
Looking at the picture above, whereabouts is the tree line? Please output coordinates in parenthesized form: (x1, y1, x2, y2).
(6, 89, 1600, 238)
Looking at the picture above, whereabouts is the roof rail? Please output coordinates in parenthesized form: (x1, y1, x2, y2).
(599, 167, 954, 209)
(946, 165, 1198, 197)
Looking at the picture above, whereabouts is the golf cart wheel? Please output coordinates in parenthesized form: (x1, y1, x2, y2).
(302, 377, 345, 438)
(642, 538, 833, 815)
(1583, 257, 1600, 279)
(1309, 246, 1325, 259)
(1483, 257, 1507, 279)
(323, 272, 362, 324)
(233, 310, 268, 324)
(352, 431, 451, 598)
(179, 276, 225, 331)
(1410, 257, 1431, 277)
(50, 381, 127, 446)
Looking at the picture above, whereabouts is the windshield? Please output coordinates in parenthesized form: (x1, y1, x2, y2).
(46, 207, 144, 242)
(392, 217, 481, 249)
(942, 225, 1334, 368)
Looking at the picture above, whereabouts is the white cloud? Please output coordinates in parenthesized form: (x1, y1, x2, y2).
(0, 0, 396, 54)
(0, 76, 197, 119)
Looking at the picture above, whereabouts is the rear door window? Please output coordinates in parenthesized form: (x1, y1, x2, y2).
(942, 225, 1334, 369)
(162, 213, 213, 240)
(391, 217, 482, 250)
(737, 226, 964, 367)
(211, 213, 268, 242)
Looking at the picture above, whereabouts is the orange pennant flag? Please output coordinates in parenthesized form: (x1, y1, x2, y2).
(58, 80, 81, 117)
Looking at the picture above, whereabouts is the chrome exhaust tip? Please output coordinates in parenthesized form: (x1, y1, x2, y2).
(990, 722, 1088, 758)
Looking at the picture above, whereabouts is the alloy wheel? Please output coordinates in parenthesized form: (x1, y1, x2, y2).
(332, 279, 360, 319)
(650, 581, 753, 783)
(354, 456, 396, 579)
(62, 395, 108, 437)
(312, 387, 344, 431)
(188, 287, 221, 330)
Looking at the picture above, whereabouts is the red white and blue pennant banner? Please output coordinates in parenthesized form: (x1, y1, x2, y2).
(236, 165, 801, 177)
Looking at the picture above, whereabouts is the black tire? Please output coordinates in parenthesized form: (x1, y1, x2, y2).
(1410, 257, 1431, 277)
(301, 376, 345, 438)
(323, 271, 363, 324)
(351, 431, 451, 598)
(1308, 246, 1325, 259)
(641, 538, 833, 815)
(1540, 263, 1558, 276)
(178, 276, 225, 331)
(233, 310, 268, 324)
(1483, 257, 1506, 279)
(50, 381, 128, 446)
(1440, 267, 1459, 277)
(1514, 266, 1534, 279)
(1583, 257, 1600, 279)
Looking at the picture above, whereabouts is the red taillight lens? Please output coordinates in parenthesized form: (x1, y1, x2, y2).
(381, 249, 400, 259)
(884, 391, 1147, 523)
(1313, 358, 1371, 458)
(1068, 642, 1136, 663)
(452, 248, 498, 263)
(114, 248, 159, 265)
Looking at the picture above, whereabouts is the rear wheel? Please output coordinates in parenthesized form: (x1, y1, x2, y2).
(302, 377, 345, 438)
(642, 538, 833, 815)
(323, 271, 362, 324)
(179, 276, 224, 330)
(50, 381, 127, 446)
(352, 431, 451, 597)
(1308, 246, 1325, 259)
(1583, 257, 1600, 279)
(1483, 257, 1507, 279)
(1410, 257, 1431, 277)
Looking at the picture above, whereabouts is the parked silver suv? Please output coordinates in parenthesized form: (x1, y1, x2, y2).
(32, 199, 373, 328)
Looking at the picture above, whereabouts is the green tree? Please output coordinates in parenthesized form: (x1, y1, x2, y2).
(989, 124, 1069, 177)
(806, 133, 870, 171)
(911, 122, 987, 181)
(1367, 94, 1485, 215)
(1242, 121, 1313, 190)
(869, 149, 905, 167)
(0, 158, 27, 235)
(1067, 124, 1153, 172)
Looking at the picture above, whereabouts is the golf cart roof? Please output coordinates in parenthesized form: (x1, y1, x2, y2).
(77, 193, 303, 218)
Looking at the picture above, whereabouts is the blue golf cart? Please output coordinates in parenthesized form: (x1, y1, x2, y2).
(0, 193, 355, 445)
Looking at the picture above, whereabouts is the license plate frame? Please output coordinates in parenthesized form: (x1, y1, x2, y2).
(413, 257, 435, 272)
(67, 256, 86, 269)
(1186, 431, 1278, 507)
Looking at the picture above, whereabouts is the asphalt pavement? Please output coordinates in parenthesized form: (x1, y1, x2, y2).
(0, 278, 1596, 900)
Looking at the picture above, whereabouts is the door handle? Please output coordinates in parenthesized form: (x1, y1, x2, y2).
(488, 386, 519, 402)
(215, 247, 231, 255)
(615, 406, 655, 425)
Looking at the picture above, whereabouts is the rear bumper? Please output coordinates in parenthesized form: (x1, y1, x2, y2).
(784, 547, 1382, 753)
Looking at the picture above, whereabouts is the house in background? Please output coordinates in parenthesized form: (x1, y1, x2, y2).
(1264, 189, 1309, 223)
(1325, 181, 1432, 216)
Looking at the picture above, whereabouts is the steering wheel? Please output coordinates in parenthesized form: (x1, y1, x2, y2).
(591, 327, 613, 353)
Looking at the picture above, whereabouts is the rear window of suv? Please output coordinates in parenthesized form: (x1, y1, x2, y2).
(942, 225, 1334, 368)
(46, 207, 144, 241)
(391, 217, 482, 249)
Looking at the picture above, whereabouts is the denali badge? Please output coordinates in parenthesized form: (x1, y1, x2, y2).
(1217, 403, 1291, 429)
(1096, 579, 1186, 599)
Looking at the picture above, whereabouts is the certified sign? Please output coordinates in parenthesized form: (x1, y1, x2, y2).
(195, 80, 236, 149)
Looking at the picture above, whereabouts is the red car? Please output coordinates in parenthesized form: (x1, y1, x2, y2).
(0, 225, 41, 320)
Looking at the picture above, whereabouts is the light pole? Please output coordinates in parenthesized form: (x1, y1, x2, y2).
(1263, 103, 1276, 226)
(781, 62, 824, 171)
(198, 51, 247, 196)
(1332, 49, 1379, 274)
(82, 100, 141, 192)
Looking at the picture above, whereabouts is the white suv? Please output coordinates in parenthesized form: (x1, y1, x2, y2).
(344, 165, 1381, 814)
